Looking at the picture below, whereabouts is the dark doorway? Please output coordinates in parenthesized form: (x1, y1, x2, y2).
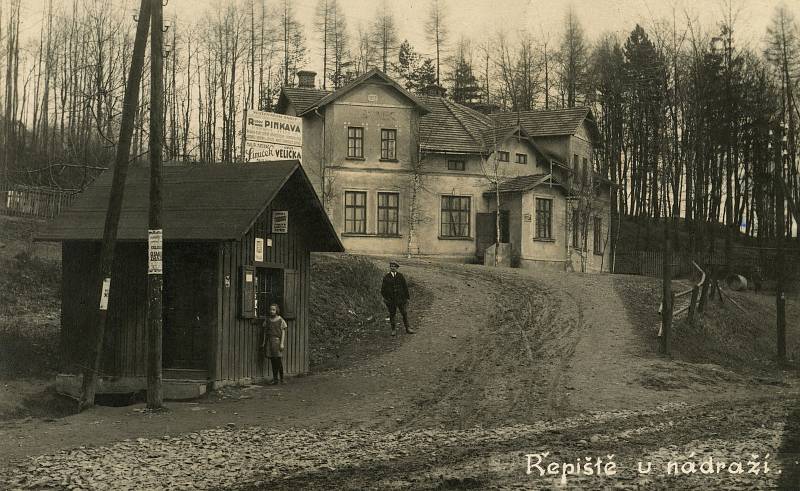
(163, 243, 215, 370)
(475, 210, 509, 260)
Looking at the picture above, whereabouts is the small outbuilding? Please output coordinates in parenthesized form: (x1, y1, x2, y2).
(37, 160, 343, 399)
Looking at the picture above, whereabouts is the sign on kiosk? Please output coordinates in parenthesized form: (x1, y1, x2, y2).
(272, 210, 288, 234)
(244, 110, 303, 163)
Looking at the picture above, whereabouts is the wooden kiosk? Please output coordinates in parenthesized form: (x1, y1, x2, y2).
(37, 161, 343, 399)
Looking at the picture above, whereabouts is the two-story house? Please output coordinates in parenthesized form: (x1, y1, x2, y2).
(276, 69, 613, 272)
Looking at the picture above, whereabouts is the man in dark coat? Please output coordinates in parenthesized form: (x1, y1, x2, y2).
(381, 260, 415, 336)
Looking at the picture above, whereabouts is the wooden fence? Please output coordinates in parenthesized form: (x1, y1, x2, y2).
(615, 248, 799, 280)
(1, 187, 79, 219)
(614, 251, 720, 278)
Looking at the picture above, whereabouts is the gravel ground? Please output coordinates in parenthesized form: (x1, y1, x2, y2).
(0, 399, 790, 490)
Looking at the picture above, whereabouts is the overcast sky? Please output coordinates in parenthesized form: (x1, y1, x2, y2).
(16, 0, 800, 73)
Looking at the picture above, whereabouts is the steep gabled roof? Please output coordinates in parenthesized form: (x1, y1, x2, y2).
(297, 68, 430, 116)
(418, 98, 600, 156)
(418, 96, 492, 154)
(491, 107, 601, 142)
(36, 161, 344, 252)
(276, 87, 331, 115)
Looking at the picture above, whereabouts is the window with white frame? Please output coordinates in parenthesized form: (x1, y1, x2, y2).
(593, 216, 603, 255)
(344, 191, 367, 233)
(440, 196, 471, 238)
(535, 198, 552, 239)
(381, 129, 396, 160)
(347, 127, 364, 158)
(377, 192, 399, 236)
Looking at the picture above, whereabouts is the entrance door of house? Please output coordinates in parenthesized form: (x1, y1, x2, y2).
(475, 211, 509, 260)
(163, 243, 215, 370)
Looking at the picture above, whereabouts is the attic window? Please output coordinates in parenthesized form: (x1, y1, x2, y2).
(497, 151, 509, 162)
(447, 160, 465, 171)
(515, 153, 527, 164)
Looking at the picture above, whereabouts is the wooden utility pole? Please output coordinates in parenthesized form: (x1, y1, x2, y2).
(147, 0, 165, 409)
(776, 122, 786, 364)
(660, 219, 673, 356)
(723, 30, 734, 275)
(79, 0, 152, 411)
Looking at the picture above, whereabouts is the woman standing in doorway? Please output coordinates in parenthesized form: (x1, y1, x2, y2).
(262, 303, 287, 384)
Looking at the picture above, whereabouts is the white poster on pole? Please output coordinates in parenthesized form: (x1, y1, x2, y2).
(99, 277, 111, 310)
(148, 229, 163, 275)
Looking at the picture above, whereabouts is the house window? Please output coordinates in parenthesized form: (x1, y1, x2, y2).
(535, 198, 552, 239)
(347, 127, 364, 158)
(515, 153, 527, 164)
(381, 129, 396, 160)
(447, 160, 465, 171)
(498, 151, 509, 162)
(593, 216, 603, 255)
(440, 196, 471, 238)
(377, 192, 399, 236)
(344, 191, 367, 233)
(572, 209, 581, 249)
(582, 157, 589, 184)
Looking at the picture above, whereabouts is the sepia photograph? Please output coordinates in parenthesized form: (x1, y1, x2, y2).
(0, 0, 799, 488)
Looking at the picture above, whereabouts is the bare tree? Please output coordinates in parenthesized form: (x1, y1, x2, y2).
(280, 0, 305, 87)
(314, 0, 331, 89)
(327, 1, 350, 89)
(558, 6, 588, 108)
(354, 23, 377, 75)
(425, 0, 447, 86)
(371, 1, 398, 74)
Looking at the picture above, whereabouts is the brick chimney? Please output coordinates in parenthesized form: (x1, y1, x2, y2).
(297, 70, 317, 89)
(424, 84, 446, 97)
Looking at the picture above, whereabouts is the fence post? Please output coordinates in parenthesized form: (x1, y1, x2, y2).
(698, 278, 709, 313)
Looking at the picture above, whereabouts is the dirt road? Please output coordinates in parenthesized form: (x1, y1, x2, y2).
(1, 260, 797, 489)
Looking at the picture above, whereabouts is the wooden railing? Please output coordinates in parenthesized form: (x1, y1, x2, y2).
(658, 261, 706, 337)
(1, 187, 79, 219)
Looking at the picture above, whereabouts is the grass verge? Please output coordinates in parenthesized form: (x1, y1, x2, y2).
(614, 274, 798, 375)
(309, 254, 431, 369)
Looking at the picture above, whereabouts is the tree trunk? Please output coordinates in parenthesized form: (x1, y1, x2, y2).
(79, 0, 152, 411)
